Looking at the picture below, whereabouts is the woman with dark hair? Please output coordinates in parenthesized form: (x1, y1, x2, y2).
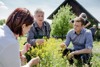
(0, 8, 40, 67)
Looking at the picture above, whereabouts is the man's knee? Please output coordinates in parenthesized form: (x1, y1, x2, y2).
(80, 54, 92, 64)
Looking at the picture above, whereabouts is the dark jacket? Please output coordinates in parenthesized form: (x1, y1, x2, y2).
(27, 21, 51, 46)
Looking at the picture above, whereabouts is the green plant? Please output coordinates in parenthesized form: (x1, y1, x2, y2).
(0, 19, 5, 25)
(51, 4, 75, 40)
(19, 37, 100, 67)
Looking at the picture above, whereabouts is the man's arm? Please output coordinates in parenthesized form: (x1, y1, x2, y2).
(27, 27, 36, 46)
(68, 48, 92, 59)
(60, 31, 71, 48)
(48, 23, 51, 38)
(71, 48, 92, 55)
(45, 21, 51, 38)
(84, 21, 91, 28)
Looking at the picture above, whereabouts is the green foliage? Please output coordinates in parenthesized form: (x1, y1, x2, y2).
(25, 38, 68, 67)
(51, 4, 75, 40)
(19, 37, 100, 67)
(95, 29, 100, 41)
(91, 41, 100, 66)
(0, 19, 5, 25)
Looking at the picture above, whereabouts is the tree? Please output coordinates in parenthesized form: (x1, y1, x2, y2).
(0, 19, 5, 25)
(51, 4, 75, 40)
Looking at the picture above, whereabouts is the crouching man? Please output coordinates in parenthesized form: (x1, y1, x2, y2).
(60, 17, 93, 66)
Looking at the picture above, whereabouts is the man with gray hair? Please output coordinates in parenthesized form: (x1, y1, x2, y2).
(27, 8, 51, 46)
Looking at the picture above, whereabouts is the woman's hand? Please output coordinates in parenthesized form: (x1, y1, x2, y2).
(21, 43, 31, 55)
(24, 57, 40, 67)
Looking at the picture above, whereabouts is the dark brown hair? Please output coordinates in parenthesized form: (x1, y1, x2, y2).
(6, 8, 34, 36)
(79, 12, 87, 19)
(74, 17, 85, 25)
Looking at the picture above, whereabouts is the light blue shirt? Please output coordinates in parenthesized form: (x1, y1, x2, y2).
(0, 24, 21, 67)
(65, 28, 93, 50)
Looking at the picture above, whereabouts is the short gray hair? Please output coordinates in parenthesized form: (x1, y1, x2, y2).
(34, 8, 44, 14)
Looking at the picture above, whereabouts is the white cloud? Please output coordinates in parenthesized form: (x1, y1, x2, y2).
(0, 1, 9, 19)
(0, 5, 8, 9)
(0, 1, 4, 6)
(0, 1, 8, 9)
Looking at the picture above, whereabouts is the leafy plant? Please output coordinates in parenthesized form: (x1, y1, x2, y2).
(0, 19, 5, 25)
(19, 37, 100, 67)
(51, 4, 75, 40)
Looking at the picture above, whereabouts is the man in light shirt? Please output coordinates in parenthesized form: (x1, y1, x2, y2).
(61, 17, 93, 66)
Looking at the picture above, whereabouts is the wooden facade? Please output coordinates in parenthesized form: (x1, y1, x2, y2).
(47, 0, 100, 26)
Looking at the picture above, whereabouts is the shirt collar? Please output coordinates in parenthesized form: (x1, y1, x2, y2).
(44, 22, 46, 26)
(34, 21, 46, 28)
(73, 28, 85, 35)
(34, 22, 38, 28)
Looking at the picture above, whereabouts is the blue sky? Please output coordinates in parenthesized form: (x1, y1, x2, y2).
(0, 0, 100, 24)
(0, 0, 63, 23)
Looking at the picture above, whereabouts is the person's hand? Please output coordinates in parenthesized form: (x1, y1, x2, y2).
(68, 52, 74, 59)
(36, 39, 44, 45)
(20, 55, 27, 66)
(31, 57, 40, 65)
(22, 43, 31, 54)
(26, 57, 40, 67)
(60, 43, 65, 48)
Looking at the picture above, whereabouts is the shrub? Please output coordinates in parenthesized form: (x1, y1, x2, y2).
(0, 19, 5, 25)
(51, 4, 75, 40)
